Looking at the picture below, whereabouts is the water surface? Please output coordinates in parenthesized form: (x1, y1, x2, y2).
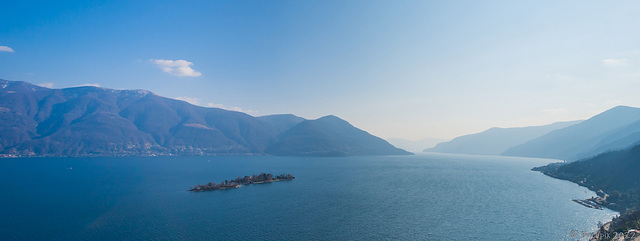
(0, 153, 616, 240)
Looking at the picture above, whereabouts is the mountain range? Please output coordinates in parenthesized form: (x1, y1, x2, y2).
(0, 79, 409, 157)
(386, 137, 446, 153)
(423, 120, 581, 155)
(421, 105, 640, 162)
(531, 118, 640, 238)
(502, 105, 640, 161)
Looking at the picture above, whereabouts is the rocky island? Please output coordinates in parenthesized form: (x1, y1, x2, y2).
(188, 173, 295, 192)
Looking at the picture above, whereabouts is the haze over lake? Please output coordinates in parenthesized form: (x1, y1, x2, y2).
(3, 1, 640, 240)
(0, 154, 616, 240)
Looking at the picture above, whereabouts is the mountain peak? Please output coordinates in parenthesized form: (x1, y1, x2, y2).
(314, 115, 353, 127)
(611, 105, 635, 109)
(317, 115, 342, 121)
(62, 85, 153, 97)
(265, 115, 411, 156)
(0, 79, 404, 157)
(0, 79, 49, 92)
(602, 105, 638, 113)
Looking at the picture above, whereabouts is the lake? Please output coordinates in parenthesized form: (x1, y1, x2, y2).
(0, 153, 617, 240)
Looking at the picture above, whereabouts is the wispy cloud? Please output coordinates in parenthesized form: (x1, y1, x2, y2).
(0, 46, 14, 53)
(74, 83, 101, 87)
(174, 97, 257, 114)
(602, 58, 629, 66)
(206, 103, 224, 108)
(206, 102, 257, 114)
(37, 82, 54, 88)
(150, 59, 202, 77)
(175, 96, 202, 105)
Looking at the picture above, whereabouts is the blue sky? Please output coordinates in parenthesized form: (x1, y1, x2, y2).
(1, 0, 640, 140)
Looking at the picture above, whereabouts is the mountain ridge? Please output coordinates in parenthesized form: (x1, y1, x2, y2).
(386, 137, 446, 153)
(423, 120, 581, 155)
(265, 115, 412, 156)
(502, 105, 640, 161)
(0, 79, 408, 157)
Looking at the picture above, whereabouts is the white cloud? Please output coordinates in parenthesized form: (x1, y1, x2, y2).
(206, 103, 224, 108)
(206, 102, 257, 114)
(0, 46, 14, 53)
(74, 83, 101, 87)
(150, 59, 202, 77)
(37, 82, 54, 88)
(174, 97, 257, 114)
(602, 58, 629, 66)
(175, 96, 201, 105)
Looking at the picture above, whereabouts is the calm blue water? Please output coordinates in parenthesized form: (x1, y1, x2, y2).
(0, 153, 616, 240)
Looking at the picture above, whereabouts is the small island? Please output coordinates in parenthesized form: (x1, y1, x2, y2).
(188, 173, 295, 192)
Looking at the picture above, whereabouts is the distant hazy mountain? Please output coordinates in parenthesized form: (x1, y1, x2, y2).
(0, 79, 405, 157)
(423, 121, 581, 155)
(265, 115, 412, 157)
(386, 137, 446, 153)
(502, 106, 640, 161)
